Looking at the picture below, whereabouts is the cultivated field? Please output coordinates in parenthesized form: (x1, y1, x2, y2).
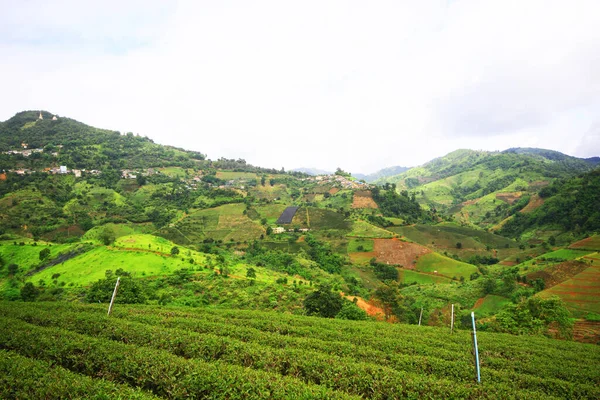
(351, 190, 378, 209)
(569, 235, 600, 251)
(415, 252, 478, 280)
(538, 265, 600, 316)
(1, 302, 598, 399)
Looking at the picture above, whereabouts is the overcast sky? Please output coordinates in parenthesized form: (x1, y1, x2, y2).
(1, 0, 599, 173)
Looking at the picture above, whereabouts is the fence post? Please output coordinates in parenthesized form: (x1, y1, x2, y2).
(107, 277, 120, 316)
(418, 307, 423, 326)
(451, 304, 454, 334)
(471, 311, 481, 383)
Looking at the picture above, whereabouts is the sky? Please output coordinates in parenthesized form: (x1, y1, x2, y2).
(1, 0, 599, 174)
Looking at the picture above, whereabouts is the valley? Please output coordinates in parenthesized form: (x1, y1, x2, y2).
(0, 110, 599, 398)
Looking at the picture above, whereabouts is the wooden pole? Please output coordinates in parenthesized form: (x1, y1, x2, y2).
(418, 307, 423, 326)
(471, 312, 481, 383)
(451, 304, 454, 334)
(107, 277, 120, 316)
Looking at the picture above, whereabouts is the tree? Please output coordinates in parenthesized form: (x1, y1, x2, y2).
(39, 248, 51, 261)
(7, 263, 18, 276)
(21, 282, 39, 301)
(493, 296, 573, 338)
(304, 284, 343, 318)
(456, 242, 462, 249)
(266, 226, 273, 235)
(336, 301, 368, 320)
(86, 270, 146, 304)
(99, 226, 116, 246)
(246, 267, 257, 279)
(171, 246, 180, 256)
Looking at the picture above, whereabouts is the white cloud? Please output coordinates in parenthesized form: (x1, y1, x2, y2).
(0, 0, 599, 173)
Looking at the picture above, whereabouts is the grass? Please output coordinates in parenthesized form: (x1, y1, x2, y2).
(0, 242, 76, 277)
(216, 171, 258, 180)
(254, 204, 288, 224)
(174, 204, 265, 242)
(472, 295, 511, 318)
(28, 246, 210, 286)
(399, 269, 452, 284)
(348, 220, 395, 238)
(415, 252, 478, 280)
(517, 248, 595, 274)
(347, 238, 374, 253)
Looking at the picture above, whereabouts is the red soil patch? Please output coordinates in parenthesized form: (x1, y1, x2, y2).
(0, 173, 6, 181)
(329, 187, 340, 195)
(342, 293, 386, 320)
(351, 190, 378, 209)
(520, 194, 544, 214)
(496, 192, 522, 204)
(372, 238, 431, 268)
(472, 297, 486, 309)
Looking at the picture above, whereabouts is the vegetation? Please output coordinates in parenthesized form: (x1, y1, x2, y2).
(1, 111, 599, 397)
(1, 301, 599, 399)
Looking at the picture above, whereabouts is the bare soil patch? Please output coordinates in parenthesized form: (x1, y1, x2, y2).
(496, 192, 522, 204)
(473, 297, 485, 309)
(351, 190, 378, 209)
(329, 187, 340, 195)
(342, 293, 385, 320)
(372, 238, 431, 268)
(521, 194, 544, 213)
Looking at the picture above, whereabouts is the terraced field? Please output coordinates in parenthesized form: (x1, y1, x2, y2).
(538, 265, 600, 316)
(1, 302, 599, 399)
(173, 204, 265, 242)
(569, 235, 600, 251)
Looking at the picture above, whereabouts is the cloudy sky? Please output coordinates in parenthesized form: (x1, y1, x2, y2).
(1, 0, 599, 173)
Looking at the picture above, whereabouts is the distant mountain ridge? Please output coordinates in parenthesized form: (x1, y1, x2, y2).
(291, 167, 332, 176)
(353, 166, 410, 183)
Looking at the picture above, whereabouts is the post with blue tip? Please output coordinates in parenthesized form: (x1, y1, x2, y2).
(471, 311, 481, 383)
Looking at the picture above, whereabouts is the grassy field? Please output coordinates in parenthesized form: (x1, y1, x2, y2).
(348, 220, 395, 238)
(27, 246, 209, 286)
(254, 204, 288, 224)
(517, 248, 595, 274)
(472, 294, 511, 318)
(215, 171, 258, 180)
(415, 252, 478, 280)
(174, 204, 265, 242)
(0, 242, 76, 276)
(347, 238, 374, 253)
(399, 269, 452, 284)
(1, 301, 598, 399)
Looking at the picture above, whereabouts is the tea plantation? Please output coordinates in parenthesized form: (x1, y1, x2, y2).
(1, 302, 599, 399)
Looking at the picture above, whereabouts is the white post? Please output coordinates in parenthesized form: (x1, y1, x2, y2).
(107, 277, 120, 316)
(418, 307, 423, 326)
(471, 312, 481, 383)
(451, 304, 455, 334)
